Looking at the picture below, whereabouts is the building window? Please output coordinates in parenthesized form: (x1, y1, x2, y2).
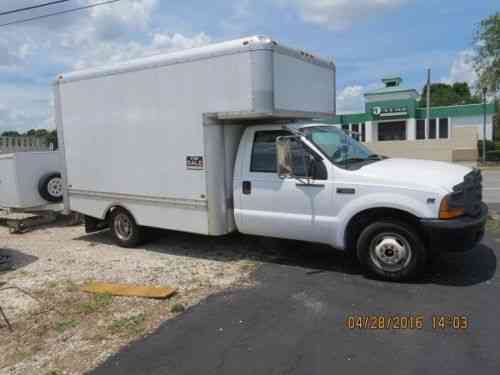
(416, 119, 425, 140)
(439, 118, 449, 139)
(351, 123, 359, 140)
(341, 124, 349, 133)
(428, 119, 436, 139)
(361, 123, 366, 142)
(378, 121, 406, 141)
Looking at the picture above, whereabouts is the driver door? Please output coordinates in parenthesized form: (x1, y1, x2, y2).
(236, 128, 334, 244)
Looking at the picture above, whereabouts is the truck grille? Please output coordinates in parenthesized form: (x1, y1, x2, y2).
(451, 169, 482, 217)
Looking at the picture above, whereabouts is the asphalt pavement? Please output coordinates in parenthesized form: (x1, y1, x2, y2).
(91, 231, 500, 375)
(482, 170, 500, 212)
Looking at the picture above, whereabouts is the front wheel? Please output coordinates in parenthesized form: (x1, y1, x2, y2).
(109, 208, 144, 248)
(356, 221, 427, 282)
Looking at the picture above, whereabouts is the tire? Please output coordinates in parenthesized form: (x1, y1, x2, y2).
(38, 172, 63, 203)
(356, 220, 427, 282)
(109, 208, 144, 248)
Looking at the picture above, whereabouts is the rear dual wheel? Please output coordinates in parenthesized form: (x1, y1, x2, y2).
(356, 221, 427, 282)
(109, 208, 144, 248)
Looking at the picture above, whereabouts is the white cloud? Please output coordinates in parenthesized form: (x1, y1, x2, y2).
(442, 49, 477, 87)
(89, 0, 157, 41)
(0, 0, 212, 132)
(0, 84, 52, 133)
(279, 0, 409, 30)
(221, 0, 254, 34)
(337, 85, 365, 113)
(66, 31, 211, 70)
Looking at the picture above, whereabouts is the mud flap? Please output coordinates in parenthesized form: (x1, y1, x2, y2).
(85, 215, 108, 233)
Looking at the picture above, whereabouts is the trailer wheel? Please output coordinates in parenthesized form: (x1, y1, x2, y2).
(356, 220, 427, 282)
(38, 172, 63, 202)
(109, 208, 143, 248)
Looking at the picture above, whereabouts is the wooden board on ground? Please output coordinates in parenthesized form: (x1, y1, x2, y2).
(81, 282, 177, 299)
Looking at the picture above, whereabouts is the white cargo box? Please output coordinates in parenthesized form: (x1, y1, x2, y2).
(56, 36, 336, 235)
(0, 152, 62, 209)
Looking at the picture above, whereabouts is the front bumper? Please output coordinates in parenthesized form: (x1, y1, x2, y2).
(420, 203, 488, 253)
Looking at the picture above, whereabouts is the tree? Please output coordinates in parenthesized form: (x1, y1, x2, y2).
(1, 130, 20, 137)
(47, 130, 58, 150)
(419, 82, 480, 107)
(474, 12, 500, 93)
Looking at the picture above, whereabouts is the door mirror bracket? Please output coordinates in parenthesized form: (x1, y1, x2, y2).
(276, 135, 296, 179)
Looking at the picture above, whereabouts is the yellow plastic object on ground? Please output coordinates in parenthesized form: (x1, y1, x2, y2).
(81, 282, 177, 299)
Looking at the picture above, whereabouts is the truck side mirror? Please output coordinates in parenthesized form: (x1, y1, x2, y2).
(276, 136, 296, 179)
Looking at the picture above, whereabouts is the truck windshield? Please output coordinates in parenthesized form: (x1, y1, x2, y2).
(301, 126, 381, 169)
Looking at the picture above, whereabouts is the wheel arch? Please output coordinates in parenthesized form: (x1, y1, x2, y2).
(103, 203, 139, 224)
(343, 207, 425, 254)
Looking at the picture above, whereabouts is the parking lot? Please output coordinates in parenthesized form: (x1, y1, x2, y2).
(92, 169, 500, 375)
(92, 223, 500, 375)
(483, 170, 500, 212)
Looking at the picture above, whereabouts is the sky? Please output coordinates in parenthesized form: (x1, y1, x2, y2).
(0, 0, 498, 132)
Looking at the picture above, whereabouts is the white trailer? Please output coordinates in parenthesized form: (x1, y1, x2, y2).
(0, 151, 63, 209)
(55, 36, 336, 237)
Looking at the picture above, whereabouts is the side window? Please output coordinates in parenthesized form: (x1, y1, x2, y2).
(250, 130, 327, 180)
(250, 130, 289, 173)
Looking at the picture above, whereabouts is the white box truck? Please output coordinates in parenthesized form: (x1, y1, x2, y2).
(55, 36, 487, 281)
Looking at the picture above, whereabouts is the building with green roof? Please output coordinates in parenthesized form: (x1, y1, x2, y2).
(322, 76, 496, 162)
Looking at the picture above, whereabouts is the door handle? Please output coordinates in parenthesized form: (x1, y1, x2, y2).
(296, 183, 325, 188)
(242, 181, 252, 195)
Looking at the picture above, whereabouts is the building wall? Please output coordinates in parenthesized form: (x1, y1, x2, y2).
(451, 114, 494, 140)
(367, 126, 478, 162)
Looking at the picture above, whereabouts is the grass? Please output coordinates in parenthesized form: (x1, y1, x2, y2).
(170, 303, 186, 313)
(78, 293, 113, 314)
(64, 279, 79, 292)
(47, 280, 59, 289)
(55, 319, 80, 333)
(486, 218, 500, 239)
(109, 313, 145, 336)
(239, 259, 259, 272)
(45, 279, 79, 292)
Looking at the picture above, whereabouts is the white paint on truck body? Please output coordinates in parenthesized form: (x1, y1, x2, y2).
(55, 36, 336, 235)
(233, 123, 472, 250)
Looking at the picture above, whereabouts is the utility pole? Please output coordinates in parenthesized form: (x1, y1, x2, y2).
(483, 87, 488, 163)
(426, 69, 431, 139)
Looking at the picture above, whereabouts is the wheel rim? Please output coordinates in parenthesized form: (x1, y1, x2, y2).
(47, 177, 63, 198)
(114, 213, 133, 241)
(369, 232, 412, 272)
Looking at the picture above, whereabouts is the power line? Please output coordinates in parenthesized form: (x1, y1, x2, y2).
(0, 1, 74, 17)
(0, 0, 122, 28)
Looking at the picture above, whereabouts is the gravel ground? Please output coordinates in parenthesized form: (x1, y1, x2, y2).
(0, 222, 262, 375)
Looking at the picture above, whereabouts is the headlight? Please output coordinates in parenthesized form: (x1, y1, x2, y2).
(439, 193, 465, 219)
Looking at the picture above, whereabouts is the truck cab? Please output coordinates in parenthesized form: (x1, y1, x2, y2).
(233, 123, 488, 281)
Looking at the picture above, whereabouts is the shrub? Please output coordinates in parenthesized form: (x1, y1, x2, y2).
(486, 150, 500, 161)
(478, 140, 496, 153)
